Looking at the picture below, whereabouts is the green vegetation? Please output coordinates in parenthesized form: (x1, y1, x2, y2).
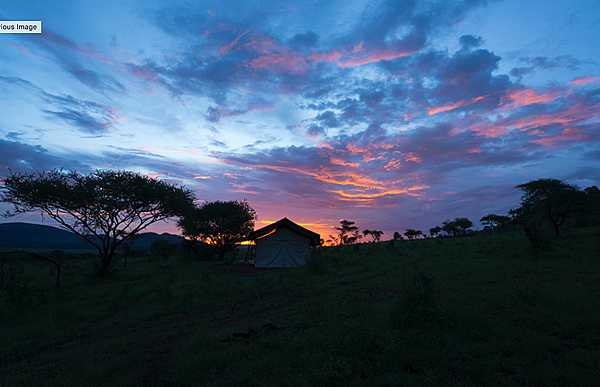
(2, 228, 599, 386)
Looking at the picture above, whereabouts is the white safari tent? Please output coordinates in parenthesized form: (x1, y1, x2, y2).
(239, 218, 320, 268)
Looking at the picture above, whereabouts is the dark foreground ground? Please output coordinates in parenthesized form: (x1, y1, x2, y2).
(2, 229, 600, 386)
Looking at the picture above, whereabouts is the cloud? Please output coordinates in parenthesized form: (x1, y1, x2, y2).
(42, 95, 125, 135)
(120, 0, 494, 120)
(0, 76, 125, 135)
(510, 55, 591, 79)
(0, 139, 86, 173)
(0, 76, 44, 93)
(289, 31, 319, 51)
(20, 31, 127, 95)
(459, 35, 484, 49)
(306, 124, 326, 138)
(2, 0, 598, 239)
(315, 110, 340, 128)
(569, 76, 600, 86)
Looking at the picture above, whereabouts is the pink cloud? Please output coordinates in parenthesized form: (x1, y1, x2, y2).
(9, 44, 51, 61)
(130, 65, 160, 82)
(500, 88, 560, 109)
(248, 104, 279, 113)
(569, 76, 600, 86)
(219, 30, 249, 55)
(308, 50, 343, 63)
(215, 27, 275, 57)
(338, 46, 412, 68)
(428, 95, 486, 115)
(108, 108, 127, 123)
(143, 173, 164, 179)
(208, 107, 244, 123)
(454, 90, 599, 138)
(308, 43, 412, 68)
(530, 127, 589, 146)
(41, 32, 116, 66)
(246, 51, 308, 75)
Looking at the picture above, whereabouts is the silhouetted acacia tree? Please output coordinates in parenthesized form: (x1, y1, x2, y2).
(429, 226, 442, 237)
(442, 220, 458, 237)
(349, 229, 363, 245)
(363, 229, 384, 242)
(177, 200, 257, 260)
(393, 231, 403, 241)
(454, 218, 473, 235)
(0, 169, 195, 277)
(480, 214, 511, 235)
(442, 218, 473, 237)
(404, 229, 422, 240)
(512, 178, 582, 237)
(330, 220, 359, 245)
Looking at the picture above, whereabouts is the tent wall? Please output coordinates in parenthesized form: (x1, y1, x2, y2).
(255, 227, 311, 268)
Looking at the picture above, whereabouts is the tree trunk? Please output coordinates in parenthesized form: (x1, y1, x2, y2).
(100, 251, 113, 277)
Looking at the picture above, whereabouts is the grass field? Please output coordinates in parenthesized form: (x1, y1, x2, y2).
(0, 247, 98, 254)
(1, 228, 599, 386)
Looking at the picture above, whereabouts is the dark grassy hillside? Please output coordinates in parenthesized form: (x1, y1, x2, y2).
(1, 228, 599, 386)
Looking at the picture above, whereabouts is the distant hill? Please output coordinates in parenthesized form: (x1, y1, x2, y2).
(0, 222, 185, 251)
(126, 232, 186, 251)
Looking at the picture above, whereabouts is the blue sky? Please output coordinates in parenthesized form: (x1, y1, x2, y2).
(1, 0, 599, 240)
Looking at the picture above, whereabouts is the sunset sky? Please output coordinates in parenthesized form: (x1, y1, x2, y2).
(1, 0, 599, 241)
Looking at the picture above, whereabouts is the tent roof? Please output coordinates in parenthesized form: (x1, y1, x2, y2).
(237, 218, 321, 246)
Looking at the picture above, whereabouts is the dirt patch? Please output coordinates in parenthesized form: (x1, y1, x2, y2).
(208, 262, 281, 277)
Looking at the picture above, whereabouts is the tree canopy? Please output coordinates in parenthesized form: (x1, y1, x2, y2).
(429, 226, 442, 237)
(480, 214, 511, 235)
(177, 200, 257, 260)
(363, 229, 384, 243)
(512, 178, 582, 237)
(1, 169, 195, 276)
(329, 220, 360, 246)
(404, 228, 422, 240)
(442, 218, 473, 237)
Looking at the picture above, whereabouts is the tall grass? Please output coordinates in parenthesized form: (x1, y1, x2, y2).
(1, 228, 599, 386)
